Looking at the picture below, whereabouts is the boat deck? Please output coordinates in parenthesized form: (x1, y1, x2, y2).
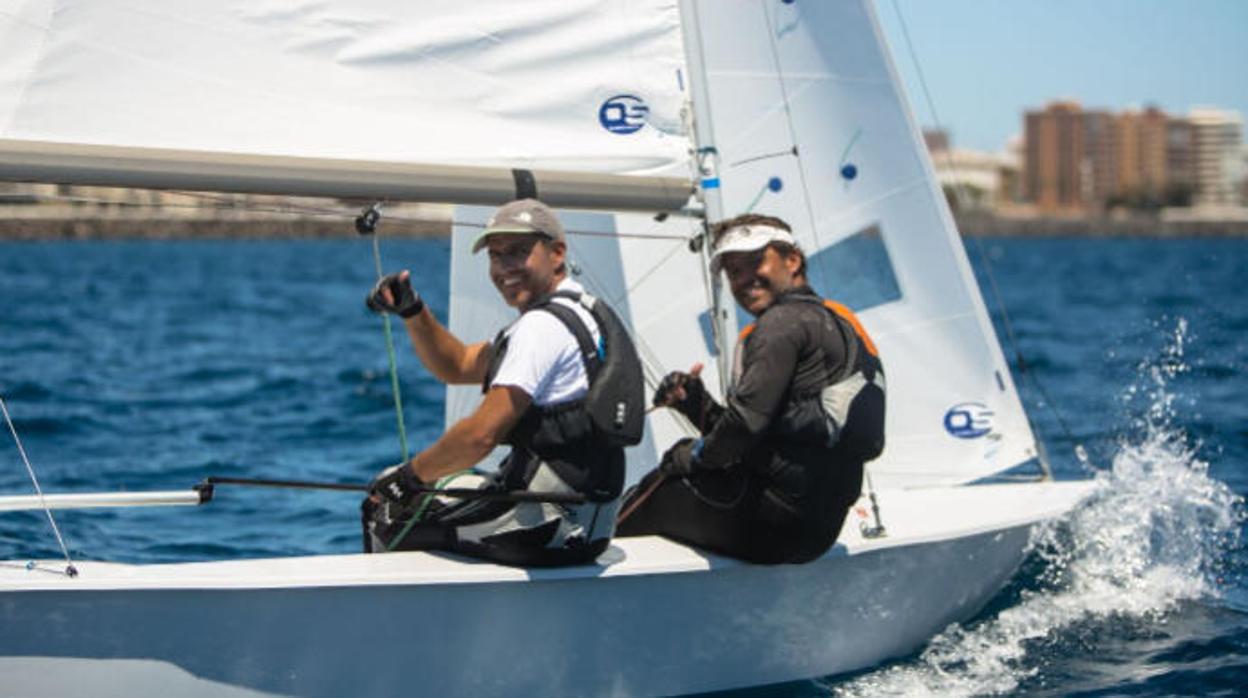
(1, 480, 1096, 591)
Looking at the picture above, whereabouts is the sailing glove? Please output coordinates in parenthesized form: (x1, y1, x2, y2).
(370, 462, 425, 504)
(659, 437, 702, 477)
(653, 371, 721, 431)
(367, 272, 425, 318)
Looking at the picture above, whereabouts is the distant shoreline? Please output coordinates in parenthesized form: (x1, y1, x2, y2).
(0, 217, 449, 240)
(1, 209, 1246, 239)
(954, 212, 1248, 237)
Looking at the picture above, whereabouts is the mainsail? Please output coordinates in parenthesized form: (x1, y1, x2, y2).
(0, 0, 689, 172)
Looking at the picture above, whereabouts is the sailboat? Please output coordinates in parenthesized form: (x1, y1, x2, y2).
(0, 1, 1093, 695)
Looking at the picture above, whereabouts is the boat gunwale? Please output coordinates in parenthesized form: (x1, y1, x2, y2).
(0, 480, 1096, 593)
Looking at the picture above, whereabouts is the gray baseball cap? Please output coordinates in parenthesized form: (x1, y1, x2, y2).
(470, 198, 567, 254)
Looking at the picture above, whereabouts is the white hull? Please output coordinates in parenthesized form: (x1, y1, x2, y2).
(0, 481, 1093, 696)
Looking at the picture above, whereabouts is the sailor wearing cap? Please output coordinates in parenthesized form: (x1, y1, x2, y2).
(362, 199, 638, 567)
(617, 214, 886, 564)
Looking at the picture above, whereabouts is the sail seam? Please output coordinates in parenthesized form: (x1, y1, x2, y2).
(806, 176, 929, 240)
(708, 70, 890, 84)
(0, 5, 56, 137)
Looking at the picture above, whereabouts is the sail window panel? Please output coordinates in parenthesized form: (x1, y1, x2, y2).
(807, 224, 901, 313)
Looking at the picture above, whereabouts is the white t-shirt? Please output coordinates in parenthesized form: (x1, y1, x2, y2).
(488, 278, 601, 407)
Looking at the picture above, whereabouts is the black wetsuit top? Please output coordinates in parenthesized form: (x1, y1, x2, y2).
(618, 286, 879, 563)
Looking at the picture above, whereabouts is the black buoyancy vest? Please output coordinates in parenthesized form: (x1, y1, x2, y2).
(738, 293, 886, 462)
(482, 290, 644, 499)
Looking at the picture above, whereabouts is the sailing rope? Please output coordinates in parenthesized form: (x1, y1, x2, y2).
(0, 394, 78, 577)
(889, 0, 1089, 476)
(357, 204, 411, 463)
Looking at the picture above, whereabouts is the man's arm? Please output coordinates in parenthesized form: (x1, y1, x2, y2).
(695, 315, 801, 469)
(402, 306, 493, 385)
(408, 385, 531, 483)
(375, 270, 493, 385)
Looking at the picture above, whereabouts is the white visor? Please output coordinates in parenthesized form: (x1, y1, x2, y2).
(709, 224, 797, 274)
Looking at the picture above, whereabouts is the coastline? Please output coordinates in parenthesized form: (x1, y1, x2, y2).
(955, 211, 1248, 237)
(2, 205, 1247, 239)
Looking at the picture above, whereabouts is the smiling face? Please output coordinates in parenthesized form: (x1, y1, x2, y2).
(720, 244, 805, 316)
(485, 234, 566, 310)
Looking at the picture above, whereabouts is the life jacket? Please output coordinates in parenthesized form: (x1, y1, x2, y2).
(735, 293, 886, 462)
(482, 289, 644, 500)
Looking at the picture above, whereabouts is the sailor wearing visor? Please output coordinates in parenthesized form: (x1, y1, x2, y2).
(617, 214, 886, 564)
(362, 199, 637, 567)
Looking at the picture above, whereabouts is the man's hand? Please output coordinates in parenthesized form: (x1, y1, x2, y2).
(659, 437, 702, 477)
(367, 271, 425, 318)
(652, 363, 705, 407)
(652, 363, 717, 427)
(369, 461, 424, 504)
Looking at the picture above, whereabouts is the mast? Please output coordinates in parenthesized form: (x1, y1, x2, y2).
(0, 138, 694, 213)
(677, 0, 736, 394)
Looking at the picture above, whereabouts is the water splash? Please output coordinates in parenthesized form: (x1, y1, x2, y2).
(831, 319, 1244, 697)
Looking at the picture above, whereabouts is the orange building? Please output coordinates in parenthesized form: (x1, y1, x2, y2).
(1023, 101, 1241, 212)
(1024, 101, 1088, 213)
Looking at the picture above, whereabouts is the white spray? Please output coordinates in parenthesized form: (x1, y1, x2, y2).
(832, 319, 1244, 697)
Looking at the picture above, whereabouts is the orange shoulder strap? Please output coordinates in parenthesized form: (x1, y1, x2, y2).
(738, 323, 757, 343)
(823, 300, 879, 357)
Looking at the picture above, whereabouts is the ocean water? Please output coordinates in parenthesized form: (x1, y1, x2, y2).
(1, 236, 1245, 695)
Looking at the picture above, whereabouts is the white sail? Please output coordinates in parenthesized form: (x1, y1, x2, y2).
(681, 0, 1038, 487)
(0, 0, 689, 174)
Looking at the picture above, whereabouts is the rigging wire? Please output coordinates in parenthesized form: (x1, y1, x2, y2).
(0, 394, 77, 577)
(890, 0, 1086, 474)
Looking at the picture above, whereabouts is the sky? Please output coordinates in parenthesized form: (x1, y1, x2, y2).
(874, 0, 1248, 152)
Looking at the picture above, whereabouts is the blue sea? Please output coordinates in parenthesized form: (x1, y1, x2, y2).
(1, 236, 1245, 695)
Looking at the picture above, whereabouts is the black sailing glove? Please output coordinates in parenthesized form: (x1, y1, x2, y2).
(366, 272, 425, 318)
(659, 438, 702, 477)
(369, 462, 425, 505)
(652, 370, 722, 431)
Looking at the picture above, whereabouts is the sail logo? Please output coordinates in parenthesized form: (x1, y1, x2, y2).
(599, 95, 649, 134)
(943, 402, 994, 439)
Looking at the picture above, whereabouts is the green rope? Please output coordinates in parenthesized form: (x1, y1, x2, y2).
(385, 471, 475, 551)
(369, 232, 410, 463)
